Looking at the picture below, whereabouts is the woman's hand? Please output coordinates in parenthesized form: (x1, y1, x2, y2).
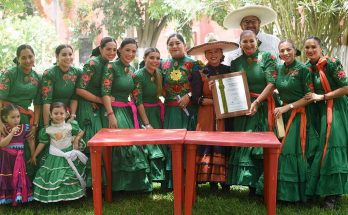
(178, 94, 190, 109)
(108, 114, 118, 128)
(274, 106, 289, 119)
(246, 100, 259, 116)
(304, 92, 324, 103)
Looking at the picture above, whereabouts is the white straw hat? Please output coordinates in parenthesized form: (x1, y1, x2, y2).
(223, 5, 277, 29)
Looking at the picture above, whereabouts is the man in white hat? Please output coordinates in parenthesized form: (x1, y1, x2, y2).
(222, 5, 280, 66)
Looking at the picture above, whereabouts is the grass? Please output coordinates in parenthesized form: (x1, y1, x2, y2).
(1, 184, 347, 215)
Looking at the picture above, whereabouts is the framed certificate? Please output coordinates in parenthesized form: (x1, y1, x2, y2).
(210, 72, 251, 119)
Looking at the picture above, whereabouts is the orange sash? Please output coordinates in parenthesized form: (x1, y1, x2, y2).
(316, 57, 333, 165)
(250, 92, 275, 131)
(280, 106, 307, 158)
(2, 101, 35, 125)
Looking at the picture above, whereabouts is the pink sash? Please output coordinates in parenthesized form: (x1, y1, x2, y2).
(143, 101, 165, 125)
(0, 148, 28, 205)
(111, 101, 140, 128)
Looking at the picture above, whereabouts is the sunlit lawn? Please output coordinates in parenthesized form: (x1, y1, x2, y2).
(1, 184, 347, 215)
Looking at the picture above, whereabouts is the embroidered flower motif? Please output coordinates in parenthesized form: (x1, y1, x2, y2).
(103, 79, 111, 86)
(131, 73, 136, 78)
(337, 70, 346, 79)
(42, 86, 50, 96)
(172, 84, 182, 93)
(183, 82, 190, 90)
(271, 55, 276, 60)
(183, 62, 193, 70)
(107, 63, 112, 69)
(257, 56, 263, 62)
(289, 70, 299, 76)
(82, 74, 90, 82)
(162, 61, 171, 69)
(170, 69, 182, 81)
(0, 83, 7, 90)
(331, 58, 336, 63)
(197, 60, 205, 68)
(70, 75, 77, 82)
(89, 60, 95, 66)
(132, 89, 139, 97)
(271, 71, 277, 78)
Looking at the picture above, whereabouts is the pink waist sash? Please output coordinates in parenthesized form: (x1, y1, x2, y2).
(0, 148, 28, 204)
(143, 101, 165, 125)
(111, 101, 139, 128)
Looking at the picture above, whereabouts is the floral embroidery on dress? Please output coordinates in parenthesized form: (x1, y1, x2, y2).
(89, 60, 95, 66)
(170, 69, 182, 81)
(183, 62, 193, 70)
(308, 83, 314, 91)
(337, 70, 346, 79)
(171, 84, 182, 93)
(288, 70, 299, 76)
(162, 61, 171, 70)
(0, 83, 7, 90)
(42, 86, 50, 97)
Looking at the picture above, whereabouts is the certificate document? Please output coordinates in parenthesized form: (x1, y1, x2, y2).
(211, 72, 251, 119)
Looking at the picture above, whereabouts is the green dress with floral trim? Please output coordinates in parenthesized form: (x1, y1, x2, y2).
(134, 67, 165, 182)
(160, 55, 202, 188)
(227, 50, 277, 189)
(101, 59, 151, 192)
(76, 55, 108, 187)
(273, 59, 319, 202)
(306, 57, 348, 197)
(42, 65, 81, 106)
(33, 121, 86, 203)
(0, 65, 41, 180)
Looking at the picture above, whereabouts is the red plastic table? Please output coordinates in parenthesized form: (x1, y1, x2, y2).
(184, 131, 281, 215)
(88, 128, 187, 215)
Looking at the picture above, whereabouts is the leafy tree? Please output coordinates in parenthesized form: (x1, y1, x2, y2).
(0, 16, 61, 72)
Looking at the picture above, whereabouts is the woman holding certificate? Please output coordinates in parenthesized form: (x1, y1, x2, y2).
(160, 33, 203, 189)
(186, 37, 238, 191)
(273, 40, 319, 202)
(304, 36, 348, 208)
(227, 30, 277, 196)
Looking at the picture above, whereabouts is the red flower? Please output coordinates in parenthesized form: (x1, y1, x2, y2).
(183, 62, 193, 70)
(172, 84, 182, 93)
(271, 55, 276, 60)
(132, 89, 139, 97)
(0, 83, 6, 90)
(337, 70, 346, 79)
(271, 71, 277, 78)
(331, 58, 336, 62)
(89, 60, 95, 66)
(103, 79, 111, 86)
(71, 75, 77, 82)
(42, 86, 50, 96)
(107, 63, 112, 69)
(131, 73, 136, 78)
(82, 74, 90, 82)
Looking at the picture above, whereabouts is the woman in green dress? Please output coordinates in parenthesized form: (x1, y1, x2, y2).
(273, 40, 319, 202)
(76, 37, 117, 187)
(0, 44, 41, 180)
(304, 36, 348, 208)
(227, 30, 277, 195)
(161, 33, 203, 189)
(101, 38, 151, 192)
(133, 47, 166, 183)
(42, 45, 81, 127)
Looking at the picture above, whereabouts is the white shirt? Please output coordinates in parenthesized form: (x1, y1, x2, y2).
(223, 31, 281, 66)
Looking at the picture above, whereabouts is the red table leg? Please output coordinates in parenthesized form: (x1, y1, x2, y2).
(263, 148, 279, 215)
(90, 146, 103, 215)
(184, 144, 197, 215)
(171, 144, 183, 215)
(103, 147, 112, 202)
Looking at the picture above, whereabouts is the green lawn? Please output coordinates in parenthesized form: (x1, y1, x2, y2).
(1, 184, 347, 215)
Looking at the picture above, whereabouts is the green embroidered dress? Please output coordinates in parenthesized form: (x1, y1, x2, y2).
(134, 67, 165, 182)
(76, 56, 108, 187)
(0, 65, 41, 180)
(306, 57, 348, 197)
(101, 60, 151, 191)
(33, 121, 86, 202)
(227, 50, 277, 189)
(275, 59, 319, 202)
(160, 56, 202, 188)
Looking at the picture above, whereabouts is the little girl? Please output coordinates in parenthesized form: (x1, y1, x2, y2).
(0, 104, 34, 205)
(30, 102, 87, 203)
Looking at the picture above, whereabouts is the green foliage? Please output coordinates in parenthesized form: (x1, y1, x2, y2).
(0, 16, 61, 73)
(0, 0, 35, 18)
